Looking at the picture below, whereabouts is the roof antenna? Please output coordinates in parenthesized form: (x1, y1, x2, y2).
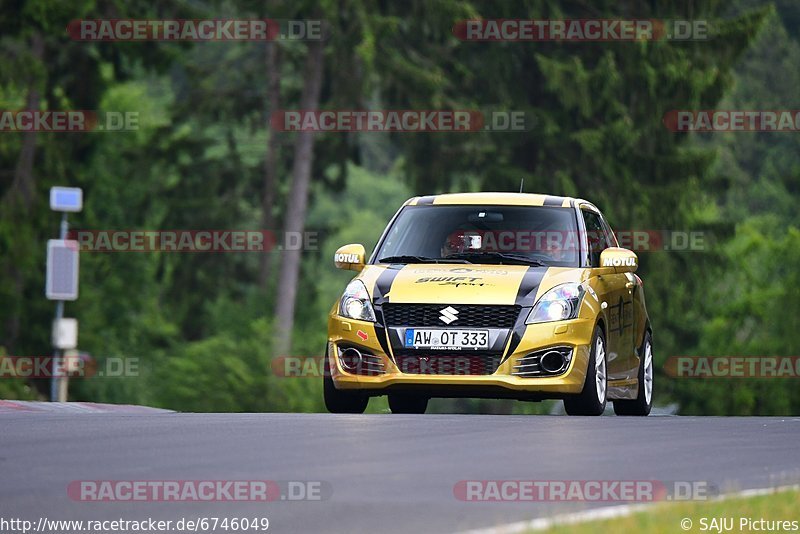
(519, 178, 524, 193)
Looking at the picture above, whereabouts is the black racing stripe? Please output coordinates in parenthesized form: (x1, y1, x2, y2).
(505, 267, 549, 360)
(416, 195, 436, 205)
(504, 314, 530, 363)
(372, 267, 403, 359)
(543, 195, 565, 206)
(373, 266, 402, 305)
(373, 322, 392, 361)
(514, 266, 548, 306)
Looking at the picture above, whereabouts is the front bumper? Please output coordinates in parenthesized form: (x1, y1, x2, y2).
(327, 314, 595, 399)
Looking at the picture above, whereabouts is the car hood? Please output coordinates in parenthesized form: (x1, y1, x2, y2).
(358, 263, 583, 306)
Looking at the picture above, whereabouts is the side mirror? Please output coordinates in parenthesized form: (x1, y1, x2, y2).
(334, 244, 366, 271)
(599, 247, 638, 273)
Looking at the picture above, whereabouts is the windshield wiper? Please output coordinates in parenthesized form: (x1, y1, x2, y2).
(445, 251, 547, 266)
(378, 255, 470, 264)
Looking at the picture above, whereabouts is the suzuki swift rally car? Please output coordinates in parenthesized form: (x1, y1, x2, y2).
(325, 193, 653, 416)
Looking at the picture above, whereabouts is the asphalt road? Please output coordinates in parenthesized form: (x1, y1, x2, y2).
(1, 412, 799, 534)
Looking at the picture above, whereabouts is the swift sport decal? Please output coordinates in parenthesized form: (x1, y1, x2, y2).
(415, 276, 491, 287)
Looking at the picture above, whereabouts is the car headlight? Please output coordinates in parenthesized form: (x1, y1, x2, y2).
(526, 283, 585, 324)
(339, 280, 376, 322)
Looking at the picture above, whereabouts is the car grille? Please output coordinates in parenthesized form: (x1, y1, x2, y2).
(382, 304, 520, 328)
(393, 350, 503, 375)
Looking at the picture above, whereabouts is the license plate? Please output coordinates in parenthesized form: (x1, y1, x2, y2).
(403, 329, 489, 350)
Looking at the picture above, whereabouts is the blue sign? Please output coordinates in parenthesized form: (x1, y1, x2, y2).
(50, 187, 83, 212)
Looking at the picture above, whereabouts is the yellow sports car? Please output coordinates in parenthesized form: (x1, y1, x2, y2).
(325, 193, 653, 416)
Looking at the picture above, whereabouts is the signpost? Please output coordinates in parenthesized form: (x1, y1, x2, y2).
(46, 240, 79, 300)
(46, 186, 82, 402)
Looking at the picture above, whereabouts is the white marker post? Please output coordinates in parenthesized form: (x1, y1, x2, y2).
(47, 187, 82, 402)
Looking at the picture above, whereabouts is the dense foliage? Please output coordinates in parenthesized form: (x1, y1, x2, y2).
(1, 1, 797, 414)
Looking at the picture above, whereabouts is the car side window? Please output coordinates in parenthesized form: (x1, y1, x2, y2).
(600, 217, 618, 247)
(581, 209, 609, 267)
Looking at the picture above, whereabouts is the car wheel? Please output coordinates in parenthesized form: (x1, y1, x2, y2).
(323, 356, 368, 414)
(564, 326, 607, 416)
(388, 394, 428, 414)
(613, 331, 653, 416)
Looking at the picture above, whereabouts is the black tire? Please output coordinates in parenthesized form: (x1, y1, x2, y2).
(564, 327, 607, 416)
(323, 356, 368, 414)
(388, 394, 428, 414)
(613, 331, 653, 416)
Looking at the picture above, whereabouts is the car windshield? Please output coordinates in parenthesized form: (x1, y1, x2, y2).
(374, 205, 581, 267)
